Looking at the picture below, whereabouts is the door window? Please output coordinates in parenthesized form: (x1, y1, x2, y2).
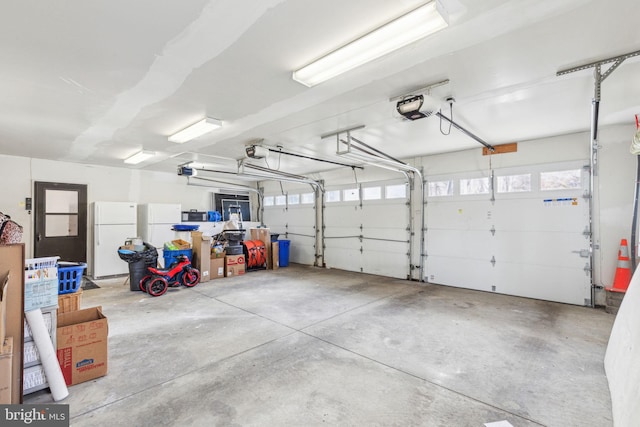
(45, 190, 79, 237)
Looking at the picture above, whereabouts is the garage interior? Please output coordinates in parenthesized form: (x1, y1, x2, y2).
(1, 0, 639, 426)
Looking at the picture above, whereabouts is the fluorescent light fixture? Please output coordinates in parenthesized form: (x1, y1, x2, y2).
(124, 150, 155, 164)
(292, 1, 448, 87)
(168, 117, 222, 143)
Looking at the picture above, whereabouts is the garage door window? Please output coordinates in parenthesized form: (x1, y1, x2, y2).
(385, 184, 407, 199)
(288, 194, 300, 205)
(326, 190, 341, 203)
(540, 169, 581, 191)
(275, 195, 287, 206)
(343, 188, 359, 202)
(497, 174, 531, 193)
(301, 192, 314, 204)
(460, 177, 490, 195)
(363, 186, 381, 200)
(428, 180, 453, 197)
(264, 196, 274, 206)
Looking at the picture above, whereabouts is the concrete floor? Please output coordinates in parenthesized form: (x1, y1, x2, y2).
(26, 264, 614, 426)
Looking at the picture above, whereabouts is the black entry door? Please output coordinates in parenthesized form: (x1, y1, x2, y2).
(34, 182, 87, 262)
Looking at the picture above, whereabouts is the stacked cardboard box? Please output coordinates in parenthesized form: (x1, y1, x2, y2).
(210, 252, 225, 280)
(191, 232, 211, 282)
(0, 337, 13, 403)
(57, 306, 108, 386)
(225, 255, 246, 277)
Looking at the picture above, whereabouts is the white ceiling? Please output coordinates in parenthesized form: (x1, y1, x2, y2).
(1, 0, 639, 176)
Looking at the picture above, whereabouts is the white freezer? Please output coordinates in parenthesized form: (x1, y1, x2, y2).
(93, 201, 138, 278)
(138, 203, 181, 226)
(93, 223, 137, 278)
(138, 203, 182, 268)
(95, 201, 137, 225)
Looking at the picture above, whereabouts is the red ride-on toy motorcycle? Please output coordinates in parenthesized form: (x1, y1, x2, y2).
(140, 255, 200, 297)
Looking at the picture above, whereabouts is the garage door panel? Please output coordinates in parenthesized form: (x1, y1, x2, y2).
(493, 263, 590, 306)
(427, 229, 493, 259)
(427, 201, 493, 229)
(362, 227, 409, 241)
(288, 237, 315, 265)
(287, 207, 315, 227)
(426, 256, 494, 292)
(493, 231, 589, 268)
(286, 225, 315, 236)
(361, 204, 406, 228)
(325, 205, 361, 225)
(493, 199, 587, 232)
(426, 160, 590, 306)
(362, 249, 408, 278)
(325, 246, 361, 273)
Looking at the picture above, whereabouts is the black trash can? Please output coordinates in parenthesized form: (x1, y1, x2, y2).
(118, 243, 158, 291)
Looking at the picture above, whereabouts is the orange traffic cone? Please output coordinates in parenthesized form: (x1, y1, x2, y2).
(606, 239, 632, 293)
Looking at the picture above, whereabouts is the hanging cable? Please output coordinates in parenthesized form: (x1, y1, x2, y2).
(352, 166, 363, 209)
(439, 98, 454, 135)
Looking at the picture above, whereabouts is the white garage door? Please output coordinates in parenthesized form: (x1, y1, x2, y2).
(263, 192, 316, 265)
(324, 183, 410, 279)
(426, 160, 591, 306)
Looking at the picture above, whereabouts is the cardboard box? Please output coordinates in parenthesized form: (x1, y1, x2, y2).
(171, 239, 191, 250)
(58, 288, 83, 314)
(225, 255, 246, 277)
(272, 242, 280, 270)
(0, 272, 8, 349)
(0, 337, 12, 403)
(191, 232, 211, 282)
(57, 306, 108, 386)
(209, 257, 225, 280)
(250, 228, 273, 269)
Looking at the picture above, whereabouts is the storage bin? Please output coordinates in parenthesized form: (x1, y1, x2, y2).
(58, 262, 87, 294)
(163, 249, 192, 268)
(278, 240, 290, 267)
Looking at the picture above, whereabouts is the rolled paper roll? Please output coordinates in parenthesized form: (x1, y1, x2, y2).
(25, 309, 69, 401)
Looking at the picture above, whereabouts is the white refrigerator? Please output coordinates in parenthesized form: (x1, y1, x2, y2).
(137, 203, 181, 266)
(93, 202, 138, 278)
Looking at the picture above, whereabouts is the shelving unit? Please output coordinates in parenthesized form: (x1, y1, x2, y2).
(23, 257, 59, 396)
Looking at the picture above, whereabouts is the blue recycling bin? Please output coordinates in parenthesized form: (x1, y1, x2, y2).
(278, 240, 290, 267)
(163, 249, 192, 268)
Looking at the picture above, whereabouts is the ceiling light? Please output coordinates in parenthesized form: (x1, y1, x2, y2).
(168, 117, 222, 143)
(124, 150, 155, 164)
(292, 1, 448, 87)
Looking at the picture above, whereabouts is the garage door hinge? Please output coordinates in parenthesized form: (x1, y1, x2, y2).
(582, 191, 591, 200)
(582, 227, 591, 238)
(490, 226, 496, 236)
(360, 247, 363, 253)
(572, 249, 590, 258)
(490, 256, 496, 266)
(584, 263, 591, 276)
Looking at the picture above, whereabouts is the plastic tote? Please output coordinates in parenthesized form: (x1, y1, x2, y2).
(278, 240, 290, 267)
(163, 249, 192, 269)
